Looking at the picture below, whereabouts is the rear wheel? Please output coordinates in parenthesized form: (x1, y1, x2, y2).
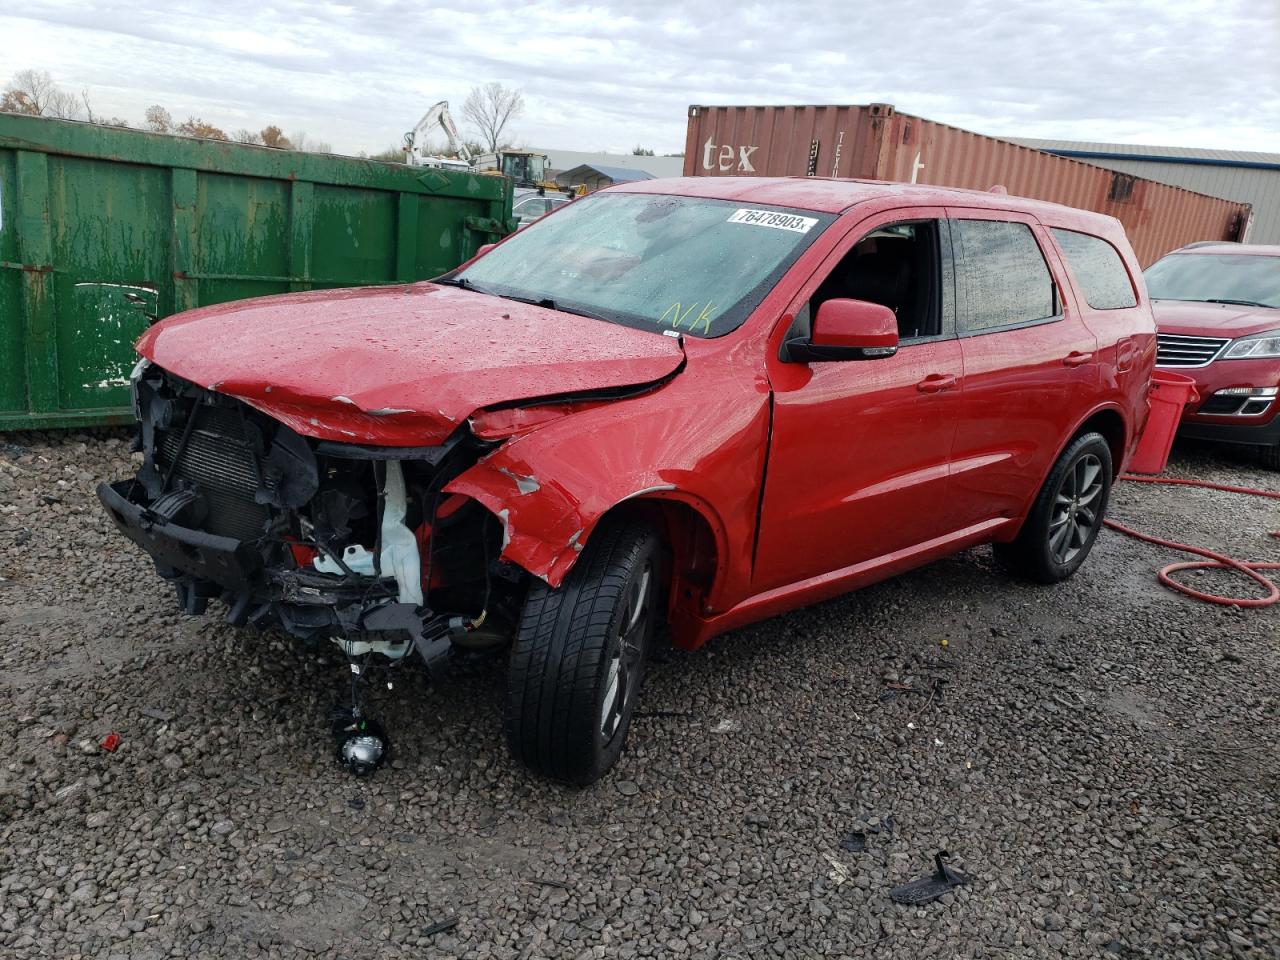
(505, 518, 660, 784)
(995, 432, 1113, 584)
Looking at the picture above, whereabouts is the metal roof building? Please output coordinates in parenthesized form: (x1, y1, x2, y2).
(1013, 138, 1280, 245)
(554, 163, 656, 193)
(533, 148, 685, 180)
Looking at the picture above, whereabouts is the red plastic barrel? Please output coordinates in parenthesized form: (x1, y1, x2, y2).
(1128, 370, 1200, 475)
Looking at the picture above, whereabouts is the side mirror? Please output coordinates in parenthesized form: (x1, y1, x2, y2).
(783, 298, 899, 363)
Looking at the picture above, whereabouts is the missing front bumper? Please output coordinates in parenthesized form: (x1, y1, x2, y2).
(97, 478, 453, 667)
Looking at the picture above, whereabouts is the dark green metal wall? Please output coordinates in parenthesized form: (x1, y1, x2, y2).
(0, 114, 514, 430)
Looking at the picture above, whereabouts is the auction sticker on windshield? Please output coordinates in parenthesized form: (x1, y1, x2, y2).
(727, 209, 819, 233)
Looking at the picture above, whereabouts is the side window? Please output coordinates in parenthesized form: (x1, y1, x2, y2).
(1051, 228, 1138, 309)
(515, 198, 547, 218)
(953, 219, 1057, 334)
(798, 220, 949, 342)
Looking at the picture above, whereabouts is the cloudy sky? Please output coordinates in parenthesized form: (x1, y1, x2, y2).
(4, 0, 1279, 157)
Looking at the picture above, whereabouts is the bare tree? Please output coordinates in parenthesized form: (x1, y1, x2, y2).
(144, 105, 173, 133)
(462, 83, 524, 153)
(233, 128, 263, 144)
(76, 89, 127, 127)
(287, 130, 331, 153)
(0, 69, 80, 118)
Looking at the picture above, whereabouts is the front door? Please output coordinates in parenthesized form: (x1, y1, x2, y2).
(753, 212, 966, 592)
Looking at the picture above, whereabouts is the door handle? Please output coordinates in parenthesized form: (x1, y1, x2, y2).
(1062, 351, 1094, 367)
(916, 373, 958, 393)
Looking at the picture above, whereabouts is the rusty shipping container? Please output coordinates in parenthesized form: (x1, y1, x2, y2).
(683, 103, 1251, 266)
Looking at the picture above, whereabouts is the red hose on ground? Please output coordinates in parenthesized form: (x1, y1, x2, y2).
(1106, 474, 1280, 608)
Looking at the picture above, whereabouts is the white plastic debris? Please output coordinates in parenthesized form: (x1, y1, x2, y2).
(377, 460, 424, 607)
(315, 544, 377, 576)
(310, 461, 423, 607)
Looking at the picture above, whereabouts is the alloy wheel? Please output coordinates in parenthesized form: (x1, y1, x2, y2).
(599, 562, 652, 742)
(1049, 453, 1104, 565)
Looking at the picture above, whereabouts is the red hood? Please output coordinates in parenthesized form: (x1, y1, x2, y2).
(137, 283, 684, 445)
(1152, 299, 1280, 339)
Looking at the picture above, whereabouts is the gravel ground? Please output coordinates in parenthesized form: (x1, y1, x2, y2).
(1, 430, 1277, 960)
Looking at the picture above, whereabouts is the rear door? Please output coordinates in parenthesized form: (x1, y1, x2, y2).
(1046, 226, 1150, 432)
(753, 209, 965, 592)
(945, 210, 1099, 529)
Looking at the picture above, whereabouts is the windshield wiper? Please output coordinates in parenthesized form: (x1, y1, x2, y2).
(497, 293, 612, 323)
(1201, 298, 1273, 308)
(439, 279, 613, 322)
(434, 276, 487, 294)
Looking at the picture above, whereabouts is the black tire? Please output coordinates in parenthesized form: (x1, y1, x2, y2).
(505, 518, 660, 784)
(994, 432, 1113, 584)
(1260, 442, 1280, 471)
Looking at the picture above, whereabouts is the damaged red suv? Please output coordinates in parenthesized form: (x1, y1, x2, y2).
(100, 178, 1155, 782)
(1144, 243, 1280, 468)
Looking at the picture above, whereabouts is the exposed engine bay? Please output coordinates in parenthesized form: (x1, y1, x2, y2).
(98, 363, 526, 683)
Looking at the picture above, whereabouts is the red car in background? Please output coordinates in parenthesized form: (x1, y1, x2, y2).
(1145, 243, 1280, 469)
(100, 178, 1155, 782)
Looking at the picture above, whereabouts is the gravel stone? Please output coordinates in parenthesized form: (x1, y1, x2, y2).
(1, 430, 1277, 959)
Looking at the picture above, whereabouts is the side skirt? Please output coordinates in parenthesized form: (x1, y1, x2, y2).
(674, 517, 1016, 648)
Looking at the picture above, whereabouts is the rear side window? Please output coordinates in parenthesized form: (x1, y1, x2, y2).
(953, 220, 1057, 333)
(1051, 228, 1138, 309)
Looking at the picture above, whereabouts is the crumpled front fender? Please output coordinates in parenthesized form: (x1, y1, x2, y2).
(444, 379, 767, 592)
(445, 451, 590, 586)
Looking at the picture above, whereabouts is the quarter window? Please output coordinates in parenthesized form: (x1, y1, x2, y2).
(1051, 228, 1138, 309)
(953, 219, 1057, 333)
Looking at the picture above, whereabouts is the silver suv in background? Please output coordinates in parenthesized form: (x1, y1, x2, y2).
(513, 189, 572, 228)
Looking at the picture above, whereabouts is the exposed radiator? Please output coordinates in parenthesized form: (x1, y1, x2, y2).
(158, 403, 275, 541)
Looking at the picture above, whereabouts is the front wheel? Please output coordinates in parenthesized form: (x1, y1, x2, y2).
(505, 518, 660, 784)
(995, 432, 1113, 584)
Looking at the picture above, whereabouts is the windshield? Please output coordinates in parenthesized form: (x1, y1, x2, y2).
(453, 193, 835, 337)
(503, 154, 545, 184)
(1144, 253, 1280, 309)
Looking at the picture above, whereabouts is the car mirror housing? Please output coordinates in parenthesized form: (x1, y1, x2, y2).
(783, 298, 900, 363)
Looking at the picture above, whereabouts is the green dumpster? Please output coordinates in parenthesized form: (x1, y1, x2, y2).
(0, 114, 514, 431)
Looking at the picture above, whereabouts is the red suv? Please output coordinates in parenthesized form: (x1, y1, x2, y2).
(99, 178, 1155, 782)
(1144, 243, 1280, 469)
